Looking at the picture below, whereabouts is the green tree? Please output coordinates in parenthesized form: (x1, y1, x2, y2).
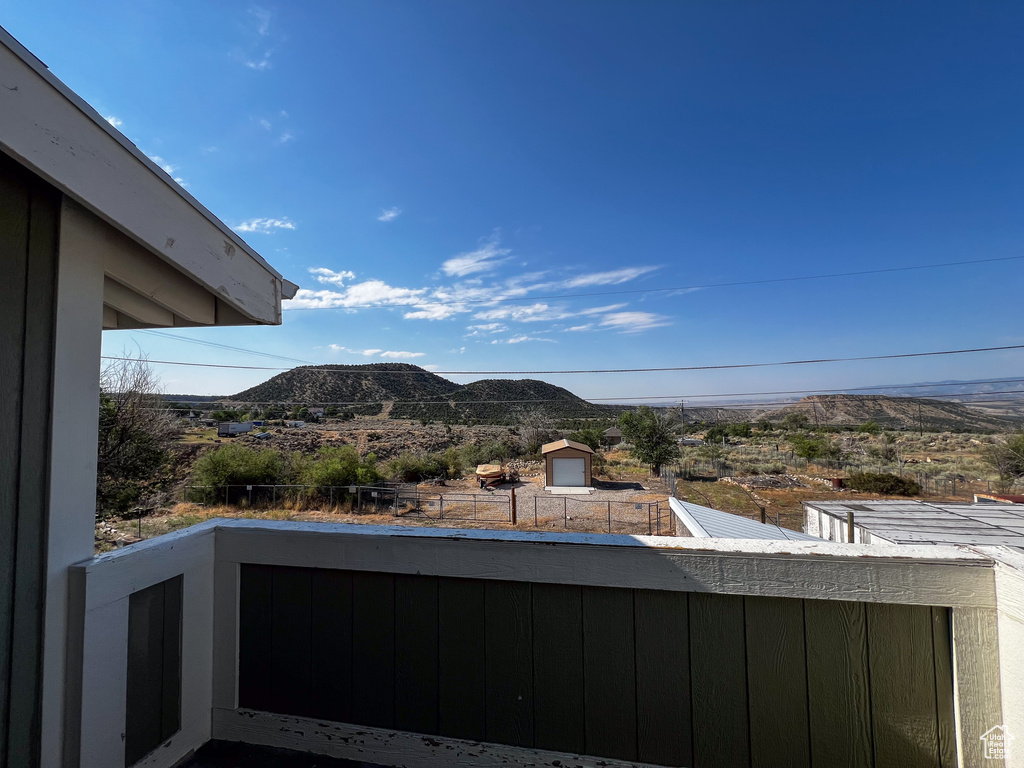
(568, 426, 603, 452)
(780, 413, 810, 431)
(96, 357, 179, 517)
(857, 420, 881, 435)
(618, 406, 680, 476)
(984, 432, 1024, 489)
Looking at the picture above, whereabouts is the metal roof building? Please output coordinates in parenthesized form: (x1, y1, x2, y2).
(669, 498, 821, 541)
(804, 500, 1024, 548)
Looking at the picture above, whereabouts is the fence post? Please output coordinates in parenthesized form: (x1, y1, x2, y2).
(225, 485, 229, 506)
(440, 497, 444, 519)
(648, 504, 652, 536)
(607, 500, 611, 533)
(563, 497, 567, 529)
(473, 495, 477, 520)
(510, 487, 517, 525)
(847, 510, 856, 543)
(534, 496, 538, 527)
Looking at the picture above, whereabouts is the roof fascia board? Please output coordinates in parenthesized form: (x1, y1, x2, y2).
(0, 26, 290, 324)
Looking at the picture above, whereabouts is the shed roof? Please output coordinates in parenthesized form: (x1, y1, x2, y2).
(541, 439, 595, 454)
(603, 427, 622, 436)
(669, 498, 820, 541)
(805, 500, 1024, 548)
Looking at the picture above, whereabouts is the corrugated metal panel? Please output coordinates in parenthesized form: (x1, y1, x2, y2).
(669, 498, 820, 541)
(804, 500, 1024, 548)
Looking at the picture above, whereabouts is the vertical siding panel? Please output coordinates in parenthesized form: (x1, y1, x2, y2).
(438, 577, 486, 741)
(351, 571, 395, 728)
(269, 567, 313, 717)
(0, 169, 29, 760)
(310, 569, 353, 723)
(484, 580, 534, 748)
(867, 603, 940, 768)
(532, 583, 585, 754)
(9, 182, 59, 768)
(159, 576, 183, 741)
(805, 599, 873, 768)
(744, 596, 810, 768)
(395, 574, 439, 735)
(690, 592, 749, 768)
(125, 584, 164, 766)
(238, 564, 274, 712)
(931, 608, 957, 768)
(635, 589, 691, 767)
(582, 586, 637, 762)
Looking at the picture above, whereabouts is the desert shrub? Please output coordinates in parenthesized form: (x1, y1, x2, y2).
(192, 444, 284, 488)
(857, 420, 881, 435)
(385, 451, 449, 482)
(845, 472, 920, 496)
(789, 433, 844, 462)
(460, 439, 520, 467)
(302, 446, 380, 488)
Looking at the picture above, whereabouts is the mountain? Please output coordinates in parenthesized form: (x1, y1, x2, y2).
(769, 394, 1017, 432)
(231, 363, 459, 404)
(390, 378, 614, 423)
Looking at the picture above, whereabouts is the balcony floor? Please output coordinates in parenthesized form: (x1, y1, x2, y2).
(180, 740, 389, 768)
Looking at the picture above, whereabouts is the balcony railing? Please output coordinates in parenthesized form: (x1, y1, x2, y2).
(69, 519, 1018, 768)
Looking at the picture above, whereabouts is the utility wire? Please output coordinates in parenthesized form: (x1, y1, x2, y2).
(135, 330, 314, 365)
(102, 342, 1024, 375)
(284, 254, 1024, 311)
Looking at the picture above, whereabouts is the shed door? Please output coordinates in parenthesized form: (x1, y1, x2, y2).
(552, 457, 586, 486)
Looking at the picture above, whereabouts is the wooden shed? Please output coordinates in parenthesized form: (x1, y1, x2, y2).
(542, 438, 594, 487)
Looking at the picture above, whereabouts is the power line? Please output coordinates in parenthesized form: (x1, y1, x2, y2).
(102, 342, 1024, 375)
(134, 330, 314, 365)
(285, 254, 1024, 311)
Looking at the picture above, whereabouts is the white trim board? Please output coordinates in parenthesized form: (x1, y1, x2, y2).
(212, 708, 667, 768)
(212, 519, 995, 608)
(0, 27, 296, 324)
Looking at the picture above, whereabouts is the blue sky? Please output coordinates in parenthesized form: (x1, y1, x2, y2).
(3, 1, 1023, 399)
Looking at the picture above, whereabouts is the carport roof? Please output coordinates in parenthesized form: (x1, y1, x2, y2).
(541, 439, 595, 454)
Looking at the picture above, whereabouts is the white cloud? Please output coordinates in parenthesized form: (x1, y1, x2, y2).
(562, 266, 659, 288)
(326, 344, 423, 359)
(251, 6, 272, 36)
(277, 131, 294, 144)
(233, 217, 296, 233)
(599, 311, 671, 332)
(491, 335, 555, 345)
(258, 118, 272, 130)
(245, 53, 273, 71)
(146, 153, 188, 187)
(377, 207, 402, 222)
(566, 324, 594, 332)
(310, 268, 356, 286)
(441, 241, 511, 277)
(402, 303, 464, 321)
(105, 115, 123, 128)
(465, 323, 507, 336)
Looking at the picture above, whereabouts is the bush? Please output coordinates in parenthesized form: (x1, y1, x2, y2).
(789, 433, 843, 462)
(857, 420, 881, 435)
(301, 446, 380, 488)
(845, 472, 920, 496)
(385, 452, 450, 483)
(192, 443, 284, 488)
(568, 426, 603, 452)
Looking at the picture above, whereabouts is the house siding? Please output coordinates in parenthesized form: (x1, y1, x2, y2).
(0, 151, 61, 768)
(237, 564, 956, 768)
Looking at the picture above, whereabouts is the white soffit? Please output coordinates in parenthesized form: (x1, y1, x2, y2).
(0, 25, 298, 326)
